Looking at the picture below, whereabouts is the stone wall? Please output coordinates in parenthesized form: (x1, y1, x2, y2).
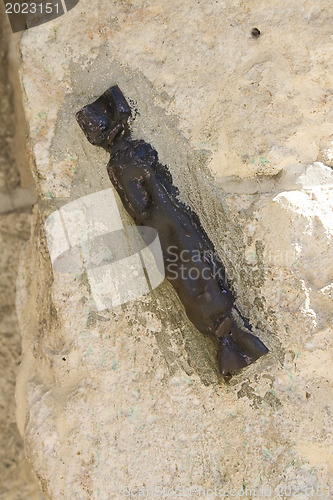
(0, 4, 43, 499)
(15, 0, 333, 498)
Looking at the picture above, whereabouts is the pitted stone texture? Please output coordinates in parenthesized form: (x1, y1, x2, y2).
(0, 209, 47, 500)
(16, 0, 333, 498)
(0, 5, 19, 192)
(0, 5, 43, 499)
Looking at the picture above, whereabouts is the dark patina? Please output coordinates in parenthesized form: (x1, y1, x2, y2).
(76, 86, 268, 379)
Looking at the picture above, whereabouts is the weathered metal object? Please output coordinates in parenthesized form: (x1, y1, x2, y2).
(76, 86, 268, 380)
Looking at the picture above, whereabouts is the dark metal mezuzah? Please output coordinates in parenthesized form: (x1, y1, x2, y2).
(76, 86, 268, 380)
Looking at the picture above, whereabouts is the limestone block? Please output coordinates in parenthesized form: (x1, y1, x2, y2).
(0, 4, 44, 498)
(16, 0, 333, 498)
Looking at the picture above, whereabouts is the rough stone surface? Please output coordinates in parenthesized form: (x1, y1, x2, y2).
(0, 211, 45, 500)
(0, 5, 43, 499)
(0, 10, 19, 193)
(16, 0, 332, 498)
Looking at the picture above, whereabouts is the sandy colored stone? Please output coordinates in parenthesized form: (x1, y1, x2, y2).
(15, 0, 333, 498)
(0, 4, 44, 499)
(0, 209, 45, 500)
